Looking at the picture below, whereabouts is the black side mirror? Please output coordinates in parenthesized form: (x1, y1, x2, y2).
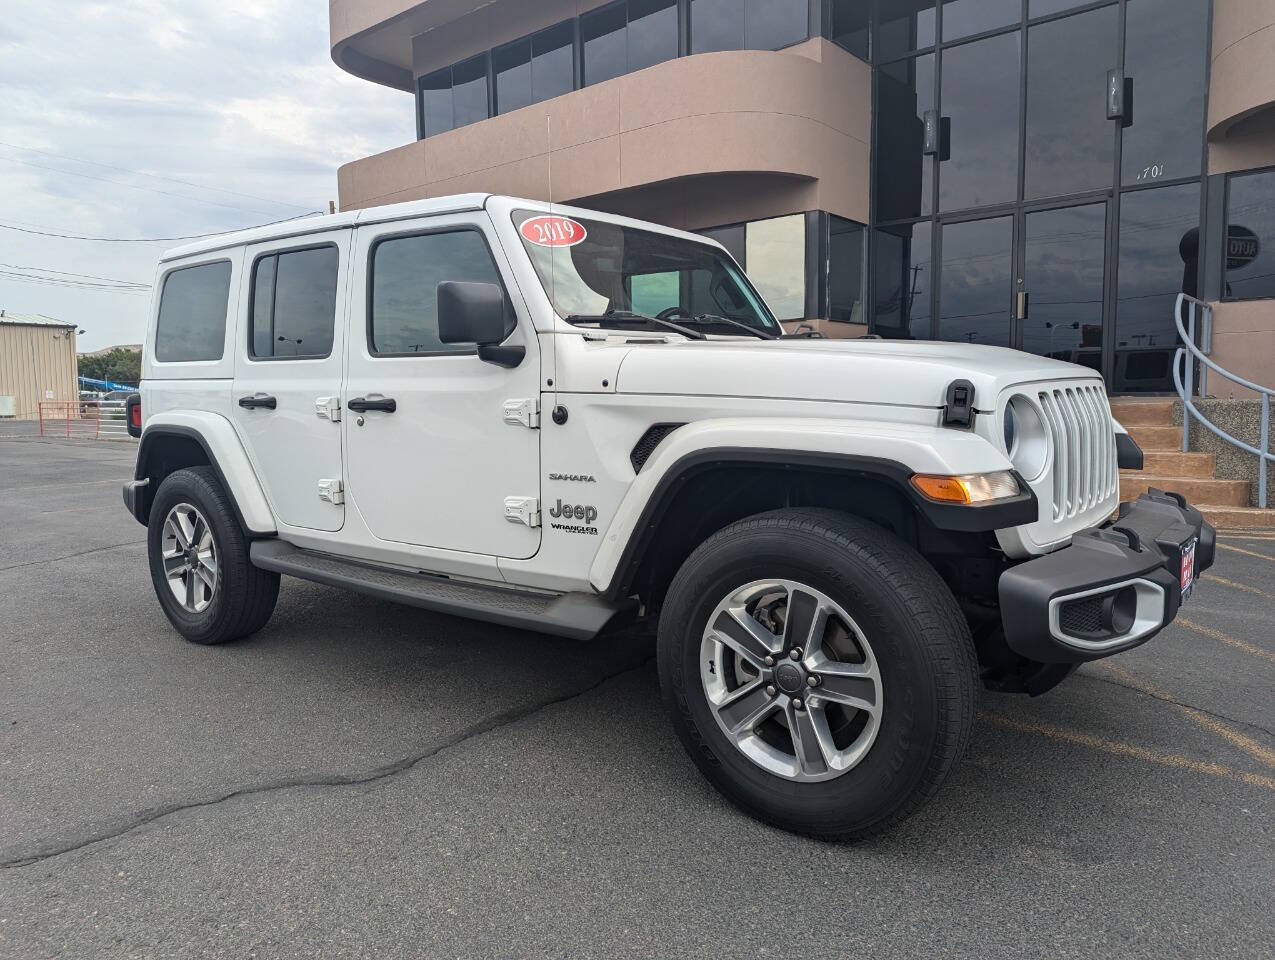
(437, 281, 524, 368)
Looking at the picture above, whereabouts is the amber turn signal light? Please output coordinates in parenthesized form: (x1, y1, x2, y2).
(911, 471, 1020, 504)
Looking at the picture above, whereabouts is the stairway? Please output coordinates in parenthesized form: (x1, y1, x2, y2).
(1109, 398, 1275, 531)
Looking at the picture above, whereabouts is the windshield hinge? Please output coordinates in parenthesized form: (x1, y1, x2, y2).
(503, 398, 540, 429)
(504, 496, 541, 528)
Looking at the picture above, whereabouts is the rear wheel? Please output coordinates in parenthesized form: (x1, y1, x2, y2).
(147, 467, 279, 645)
(657, 508, 977, 839)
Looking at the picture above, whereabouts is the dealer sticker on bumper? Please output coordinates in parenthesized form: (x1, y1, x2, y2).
(1180, 539, 1197, 599)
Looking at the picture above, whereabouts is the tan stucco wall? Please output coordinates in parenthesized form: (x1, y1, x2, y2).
(1206, 300, 1275, 401)
(338, 40, 872, 230)
(1208, 0, 1275, 139)
(0, 324, 79, 421)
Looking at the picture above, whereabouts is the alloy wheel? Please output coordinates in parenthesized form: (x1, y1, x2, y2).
(161, 503, 219, 614)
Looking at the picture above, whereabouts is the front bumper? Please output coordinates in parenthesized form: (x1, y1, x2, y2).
(998, 490, 1215, 663)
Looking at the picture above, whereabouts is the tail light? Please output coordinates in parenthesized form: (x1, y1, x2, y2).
(126, 394, 142, 438)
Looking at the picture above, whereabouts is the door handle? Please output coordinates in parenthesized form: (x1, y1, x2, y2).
(238, 394, 277, 410)
(347, 397, 397, 413)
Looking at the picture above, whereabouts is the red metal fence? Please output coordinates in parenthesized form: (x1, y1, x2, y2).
(38, 401, 132, 440)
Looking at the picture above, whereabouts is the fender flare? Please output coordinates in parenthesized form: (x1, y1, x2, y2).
(134, 412, 276, 535)
(589, 417, 1035, 599)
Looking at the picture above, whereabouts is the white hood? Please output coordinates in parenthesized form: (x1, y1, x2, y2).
(614, 338, 1103, 410)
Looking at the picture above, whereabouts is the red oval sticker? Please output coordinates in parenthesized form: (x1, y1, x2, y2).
(520, 215, 587, 248)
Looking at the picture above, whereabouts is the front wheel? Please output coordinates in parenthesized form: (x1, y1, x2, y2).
(657, 508, 977, 840)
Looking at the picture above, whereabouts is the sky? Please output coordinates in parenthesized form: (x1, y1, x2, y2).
(0, 0, 413, 351)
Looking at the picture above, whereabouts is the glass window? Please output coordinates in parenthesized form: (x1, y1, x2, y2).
(418, 69, 454, 137)
(531, 21, 574, 104)
(584, 0, 677, 86)
(154, 262, 232, 362)
(871, 221, 931, 338)
(250, 247, 339, 360)
(1121, 0, 1209, 186)
(370, 230, 504, 355)
(1113, 183, 1200, 392)
(514, 210, 781, 334)
(1030, 0, 1087, 16)
(493, 39, 533, 115)
(828, 0, 870, 60)
(692, 0, 807, 54)
(699, 223, 746, 266)
(629, 0, 679, 71)
(939, 31, 1019, 212)
(745, 0, 808, 50)
(583, 3, 628, 85)
(451, 55, 490, 130)
(829, 216, 866, 324)
(1224, 169, 1275, 301)
(941, 0, 1020, 42)
(1024, 6, 1118, 200)
(937, 216, 1013, 346)
(875, 54, 934, 221)
(875, 0, 935, 61)
(691, 0, 743, 52)
(746, 215, 807, 320)
(1021, 203, 1106, 371)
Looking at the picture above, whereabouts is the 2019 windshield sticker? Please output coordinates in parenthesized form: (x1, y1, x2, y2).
(520, 215, 587, 248)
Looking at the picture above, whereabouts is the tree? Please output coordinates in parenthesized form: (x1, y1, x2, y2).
(78, 348, 141, 386)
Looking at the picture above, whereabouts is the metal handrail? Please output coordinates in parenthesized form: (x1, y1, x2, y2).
(1173, 293, 1272, 508)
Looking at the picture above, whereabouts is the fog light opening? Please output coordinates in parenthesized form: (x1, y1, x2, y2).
(1102, 586, 1137, 636)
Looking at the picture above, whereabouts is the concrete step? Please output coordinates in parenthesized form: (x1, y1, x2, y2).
(1197, 506, 1275, 531)
(1140, 451, 1218, 478)
(1119, 474, 1251, 507)
(1109, 398, 1177, 425)
(1125, 423, 1183, 451)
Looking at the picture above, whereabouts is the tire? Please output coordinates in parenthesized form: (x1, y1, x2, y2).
(657, 508, 977, 840)
(147, 466, 280, 645)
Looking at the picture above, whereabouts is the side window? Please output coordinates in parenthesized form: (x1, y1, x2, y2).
(250, 246, 339, 359)
(154, 261, 232, 362)
(370, 229, 505, 355)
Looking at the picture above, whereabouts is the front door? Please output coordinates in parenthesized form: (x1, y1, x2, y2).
(1019, 201, 1108, 375)
(232, 232, 349, 532)
(343, 215, 541, 559)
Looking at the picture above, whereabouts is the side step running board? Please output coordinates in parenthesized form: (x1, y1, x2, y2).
(249, 540, 633, 641)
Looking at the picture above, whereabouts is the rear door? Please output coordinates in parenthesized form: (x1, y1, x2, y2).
(232, 231, 350, 532)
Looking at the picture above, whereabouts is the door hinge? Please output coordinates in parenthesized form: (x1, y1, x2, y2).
(315, 396, 342, 422)
(504, 496, 540, 528)
(318, 478, 345, 505)
(503, 398, 540, 429)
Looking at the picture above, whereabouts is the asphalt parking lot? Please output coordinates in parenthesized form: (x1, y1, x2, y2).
(1, 436, 1272, 959)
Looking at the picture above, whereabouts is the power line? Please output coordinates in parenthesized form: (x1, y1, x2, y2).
(0, 270, 150, 295)
(0, 262, 149, 287)
(0, 140, 316, 211)
(0, 209, 324, 243)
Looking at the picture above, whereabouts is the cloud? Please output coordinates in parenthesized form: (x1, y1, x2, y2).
(0, 0, 413, 350)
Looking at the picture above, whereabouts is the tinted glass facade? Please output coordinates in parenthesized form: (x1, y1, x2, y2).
(864, 0, 1212, 392)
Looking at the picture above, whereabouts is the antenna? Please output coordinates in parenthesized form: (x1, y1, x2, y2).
(547, 115, 564, 425)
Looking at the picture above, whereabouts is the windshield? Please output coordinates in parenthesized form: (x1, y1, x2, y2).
(512, 209, 780, 335)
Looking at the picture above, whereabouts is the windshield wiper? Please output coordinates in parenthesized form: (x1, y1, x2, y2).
(563, 310, 707, 341)
(684, 313, 778, 341)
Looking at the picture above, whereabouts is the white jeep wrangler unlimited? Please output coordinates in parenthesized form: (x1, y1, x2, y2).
(124, 194, 1213, 839)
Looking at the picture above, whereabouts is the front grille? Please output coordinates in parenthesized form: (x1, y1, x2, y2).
(1037, 384, 1117, 521)
(1058, 595, 1105, 636)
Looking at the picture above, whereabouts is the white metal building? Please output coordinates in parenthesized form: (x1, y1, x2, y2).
(0, 311, 80, 420)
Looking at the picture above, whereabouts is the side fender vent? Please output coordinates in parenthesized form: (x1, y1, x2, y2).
(630, 423, 685, 473)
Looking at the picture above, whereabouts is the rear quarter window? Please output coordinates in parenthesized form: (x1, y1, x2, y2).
(154, 261, 232, 362)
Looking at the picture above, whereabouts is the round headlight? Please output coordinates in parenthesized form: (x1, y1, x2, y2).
(1004, 396, 1049, 481)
